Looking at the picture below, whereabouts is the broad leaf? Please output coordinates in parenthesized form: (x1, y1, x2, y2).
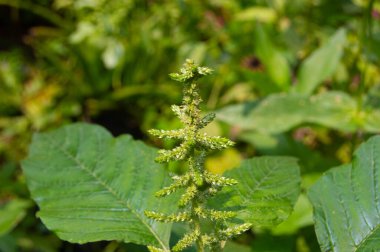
(0, 199, 31, 236)
(309, 135, 380, 251)
(211, 157, 301, 228)
(293, 28, 346, 95)
(216, 91, 371, 134)
(22, 123, 175, 250)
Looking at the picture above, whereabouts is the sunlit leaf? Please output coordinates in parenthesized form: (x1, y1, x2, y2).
(216, 91, 365, 133)
(293, 28, 346, 95)
(0, 199, 31, 236)
(235, 7, 277, 23)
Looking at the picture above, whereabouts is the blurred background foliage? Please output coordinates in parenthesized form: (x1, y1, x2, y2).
(0, 0, 380, 251)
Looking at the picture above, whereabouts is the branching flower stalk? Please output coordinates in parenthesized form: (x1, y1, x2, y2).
(145, 59, 251, 252)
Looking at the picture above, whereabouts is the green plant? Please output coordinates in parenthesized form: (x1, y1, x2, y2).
(144, 59, 251, 252)
(2, 1, 380, 251)
(21, 60, 301, 252)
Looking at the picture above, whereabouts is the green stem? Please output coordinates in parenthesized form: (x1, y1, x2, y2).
(192, 200, 205, 252)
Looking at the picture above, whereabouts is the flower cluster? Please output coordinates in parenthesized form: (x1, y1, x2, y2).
(145, 59, 251, 252)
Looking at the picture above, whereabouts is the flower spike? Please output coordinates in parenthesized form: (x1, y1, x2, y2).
(145, 60, 250, 251)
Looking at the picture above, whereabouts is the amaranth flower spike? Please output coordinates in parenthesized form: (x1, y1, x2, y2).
(145, 59, 251, 252)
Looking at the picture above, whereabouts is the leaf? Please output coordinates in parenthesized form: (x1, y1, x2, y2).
(224, 241, 252, 252)
(235, 7, 277, 23)
(216, 91, 360, 134)
(0, 199, 31, 236)
(363, 110, 380, 132)
(251, 233, 295, 252)
(22, 123, 176, 250)
(211, 157, 301, 228)
(294, 28, 346, 95)
(308, 135, 380, 252)
(239, 132, 338, 173)
(270, 194, 314, 235)
(254, 25, 291, 91)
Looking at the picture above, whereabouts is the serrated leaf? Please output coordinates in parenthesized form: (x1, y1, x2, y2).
(216, 91, 362, 133)
(308, 135, 380, 251)
(22, 123, 175, 250)
(211, 157, 301, 228)
(294, 28, 346, 95)
(0, 199, 31, 236)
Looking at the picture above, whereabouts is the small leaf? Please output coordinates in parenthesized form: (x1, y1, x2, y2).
(294, 28, 346, 95)
(308, 135, 380, 251)
(235, 7, 277, 23)
(271, 194, 314, 235)
(0, 199, 31, 236)
(22, 123, 176, 250)
(211, 157, 301, 228)
(254, 25, 291, 91)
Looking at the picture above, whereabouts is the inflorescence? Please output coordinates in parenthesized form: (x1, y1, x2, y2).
(145, 59, 251, 252)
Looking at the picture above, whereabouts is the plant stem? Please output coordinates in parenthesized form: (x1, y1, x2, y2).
(194, 217, 204, 252)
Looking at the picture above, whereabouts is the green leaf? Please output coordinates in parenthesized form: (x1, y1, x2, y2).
(308, 135, 380, 251)
(270, 194, 314, 235)
(363, 110, 380, 132)
(212, 157, 301, 228)
(293, 28, 346, 95)
(0, 199, 31, 236)
(216, 91, 360, 133)
(254, 25, 291, 91)
(224, 241, 252, 252)
(22, 123, 175, 250)
(251, 233, 295, 252)
(235, 7, 277, 23)
(239, 132, 338, 173)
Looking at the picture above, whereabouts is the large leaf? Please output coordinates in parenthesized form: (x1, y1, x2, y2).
(216, 91, 366, 134)
(293, 28, 346, 95)
(211, 157, 301, 228)
(309, 135, 380, 251)
(22, 123, 176, 250)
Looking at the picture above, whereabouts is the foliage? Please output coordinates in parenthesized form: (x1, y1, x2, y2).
(309, 135, 380, 251)
(21, 61, 301, 252)
(1, 0, 380, 251)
